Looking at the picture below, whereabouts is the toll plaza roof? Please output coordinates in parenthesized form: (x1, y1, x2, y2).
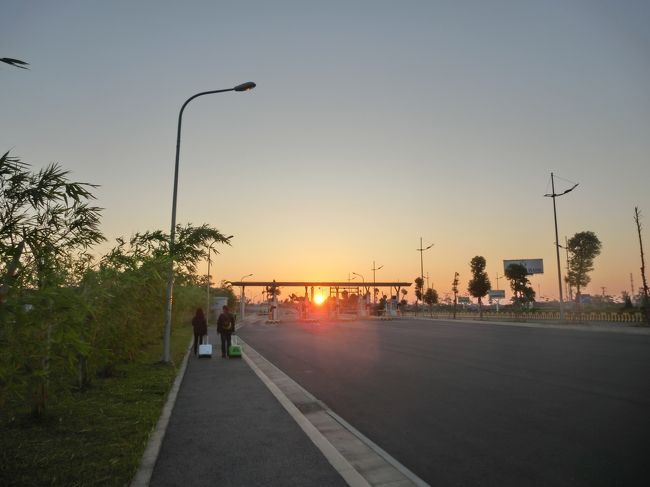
(228, 281, 411, 288)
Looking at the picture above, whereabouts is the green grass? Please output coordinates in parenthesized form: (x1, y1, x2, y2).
(0, 325, 193, 486)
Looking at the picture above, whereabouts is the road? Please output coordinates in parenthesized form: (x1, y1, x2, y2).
(238, 313, 650, 487)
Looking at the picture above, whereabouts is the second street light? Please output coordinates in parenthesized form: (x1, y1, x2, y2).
(416, 237, 434, 306)
(162, 81, 256, 364)
(206, 236, 233, 326)
(240, 273, 253, 321)
(353, 272, 366, 304)
(371, 261, 383, 304)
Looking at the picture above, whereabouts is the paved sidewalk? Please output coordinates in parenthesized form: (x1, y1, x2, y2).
(148, 329, 348, 487)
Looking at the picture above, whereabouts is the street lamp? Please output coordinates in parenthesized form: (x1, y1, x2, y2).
(416, 237, 434, 305)
(240, 273, 253, 320)
(162, 81, 256, 363)
(352, 272, 366, 301)
(557, 237, 572, 301)
(206, 236, 233, 326)
(544, 172, 578, 322)
(371, 261, 383, 304)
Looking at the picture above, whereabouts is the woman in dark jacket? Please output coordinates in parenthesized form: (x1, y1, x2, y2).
(191, 308, 208, 356)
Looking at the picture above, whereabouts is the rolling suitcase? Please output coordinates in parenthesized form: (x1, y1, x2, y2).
(228, 335, 242, 358)
(198, 335, 212, 358)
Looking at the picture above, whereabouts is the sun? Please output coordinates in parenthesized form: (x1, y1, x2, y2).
(313, 294, 325, 305)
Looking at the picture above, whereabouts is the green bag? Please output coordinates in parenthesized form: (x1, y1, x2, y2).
(228, 335, 242, 358)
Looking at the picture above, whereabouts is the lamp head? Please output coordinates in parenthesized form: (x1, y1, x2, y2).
(234, 81, 256, 92)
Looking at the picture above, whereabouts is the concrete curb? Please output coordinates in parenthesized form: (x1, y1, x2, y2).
(241, 338, 429, 486)
(130, 340, 192, 487)
(243, 347, 371, 487)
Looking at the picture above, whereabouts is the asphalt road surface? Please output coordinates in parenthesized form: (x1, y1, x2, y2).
(238, 314, 650, 487)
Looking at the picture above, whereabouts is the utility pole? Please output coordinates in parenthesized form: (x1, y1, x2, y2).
(557, 238, 572, 301)
(371, 261, 383, 304)
(544, 173, 578, 321)
(630, 273, 635, 302)
(494, 273, 503, 313)
(416, 237, 434, 306)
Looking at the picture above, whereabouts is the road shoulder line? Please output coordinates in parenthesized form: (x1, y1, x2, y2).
(243, 347, 371, 487)
(241, 339, 428, 487)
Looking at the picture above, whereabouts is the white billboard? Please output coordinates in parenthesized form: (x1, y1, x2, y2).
(503, 259, 544, 275)
(488, 290, 506, 299)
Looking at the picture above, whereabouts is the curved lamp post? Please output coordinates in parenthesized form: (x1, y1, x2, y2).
(240, 273, 253, 320)
(416, 237, 434, 307)
(352, 272, 366, 298)
(371, 261, 383, 304)
(162, 81, 256, 363)
(544, 172, 578, 322)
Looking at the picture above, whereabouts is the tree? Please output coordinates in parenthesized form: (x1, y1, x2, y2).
(621, 291, 633, 309)
(468, 256, 491, 318)
(505, 263, 536, 308)
(567, 231, 602, 300)
(414, 277, 424, 302)
(1, 152, 104, 414)
(634, 207, 650, 323)
(265, 280, 281, 301)
(1, 152, 104, 297)
(451, 272, 459, 319)
(423, 288, 438, 314)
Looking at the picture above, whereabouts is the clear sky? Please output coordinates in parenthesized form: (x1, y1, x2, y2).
(2, 0, 649, 303)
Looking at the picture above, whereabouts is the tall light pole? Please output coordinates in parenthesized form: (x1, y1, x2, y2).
(557, 237, 572, 301)
(240, 273, 253, 320)
(371, 261, 383, 304)
(544, 172, 578, 322)
(417, 237, 434, 305)
(495, 273, 503, 313)
(206, 236, 233, 326)
(352, 272, 366, 301)
(162, 81, 256, 363)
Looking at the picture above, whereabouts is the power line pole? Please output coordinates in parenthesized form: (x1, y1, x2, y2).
(544, 173, 578, 321)
(371, 261, 383, 304)
(416, 237, 434, 306)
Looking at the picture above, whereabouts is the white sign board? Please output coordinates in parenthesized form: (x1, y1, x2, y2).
(489, 290, 506, 299)
(503, 259, 544, 275)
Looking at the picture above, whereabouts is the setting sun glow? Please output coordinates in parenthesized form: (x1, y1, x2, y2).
(314, 294, 325, 305)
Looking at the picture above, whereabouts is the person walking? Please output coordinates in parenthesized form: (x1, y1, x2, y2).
(217, 305, 236, 358)
(191, 308, 208, 356)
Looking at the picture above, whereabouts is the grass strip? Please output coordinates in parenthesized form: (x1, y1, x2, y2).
(0, 325, 193, 487)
